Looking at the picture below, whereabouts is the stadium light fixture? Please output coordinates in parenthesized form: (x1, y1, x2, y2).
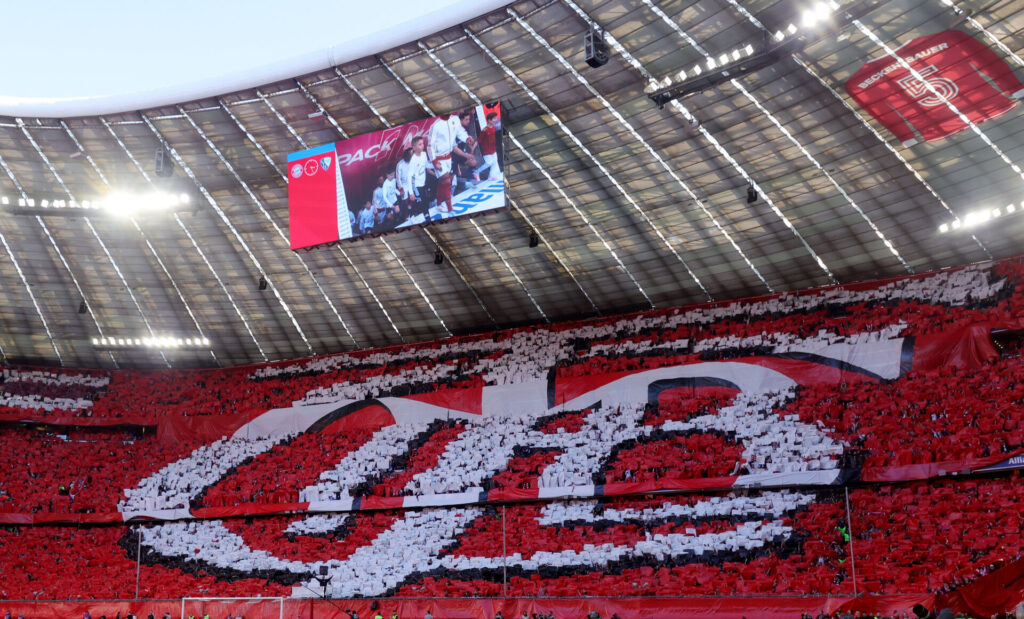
(93, 334, 212, 349)
(3, 190, 193, 217)
(937, 202, 1024, 233)
(649, 37, 805, 107)
(646, 0, 882, 107)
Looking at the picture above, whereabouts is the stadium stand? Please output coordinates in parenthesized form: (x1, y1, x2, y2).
(2, 260, 1020, 426)
(0, 478, 1021, 601)
(1, 259, 1023, 617)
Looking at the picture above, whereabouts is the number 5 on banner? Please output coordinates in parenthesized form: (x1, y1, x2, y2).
(896, 64, 959, 107)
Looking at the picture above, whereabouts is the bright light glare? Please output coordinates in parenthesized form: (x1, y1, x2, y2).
(787, 23, 798, 34)
(103, 191, 138, 216)
(938, 223, 949, 233)
(946, 202, 1024, 230)
(744, 44, 754, 56)
(102, 190, 183, 216)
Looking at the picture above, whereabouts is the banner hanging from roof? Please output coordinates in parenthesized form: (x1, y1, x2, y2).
(845, 29, 1024, 146)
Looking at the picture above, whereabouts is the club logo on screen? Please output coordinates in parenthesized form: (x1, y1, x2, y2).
(304, 160, 320, 176)
(320, 156, 332, 171)
(290, 163, 303, 179)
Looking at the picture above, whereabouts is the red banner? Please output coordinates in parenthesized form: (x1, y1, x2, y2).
(846, 30, 1024, 145)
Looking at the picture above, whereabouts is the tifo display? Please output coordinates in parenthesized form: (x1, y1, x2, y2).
(1, 257, 1023, 615)
(288, 103, 505, 249)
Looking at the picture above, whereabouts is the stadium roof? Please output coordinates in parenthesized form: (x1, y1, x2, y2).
(0, 0, 1022, 369)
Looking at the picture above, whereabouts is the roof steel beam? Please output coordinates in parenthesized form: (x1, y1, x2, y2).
(372, 59, 542, 324)
(939, 0, 1024, 69)
(60, 119, 221, 362)
(407, 40, 598, 317)
(421, 226, 504, 325)
(176, 104, 360, 349)
(242, 92, 407, 342)
(0, 154, 74, 364)
(462, 27, 656, 308)
(562, 0, 792, 291)
(16, 119, 172, 367)
(468, 218, 549, 323)
(503, 8, 714, 300)
(516, 4, 770, 293)
(0, 171, 57, 362)
(789, 57, 991, 259)
(59, 121, 221, 364)
(506, 196, 601, 315)
(724, 0, 990, 259)
(379, 236, 452, 337)
(412, 42, 601, 315)
(99, 117, 269, 362)
(645, 0, 901, 277)
(140, 109, 314, 356)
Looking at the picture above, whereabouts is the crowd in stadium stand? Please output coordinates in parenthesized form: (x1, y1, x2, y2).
(4, 359, 1020, 512)
(2, 259, 1021, 425)
(1, 259, 1023, 612)
(0, 477, 1021, 600)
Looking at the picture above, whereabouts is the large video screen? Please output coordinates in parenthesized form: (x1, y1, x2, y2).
(288, 103, 505, 249)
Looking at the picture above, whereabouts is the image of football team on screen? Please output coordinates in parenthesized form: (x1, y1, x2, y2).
(348, 104, 504, 236)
